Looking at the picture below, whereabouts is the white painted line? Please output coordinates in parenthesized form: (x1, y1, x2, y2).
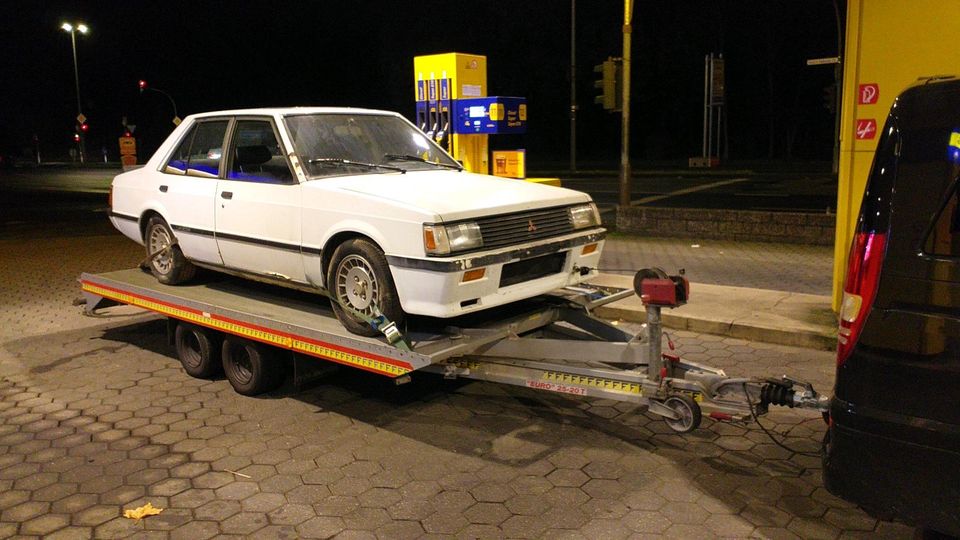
(630, 177, 750, 206)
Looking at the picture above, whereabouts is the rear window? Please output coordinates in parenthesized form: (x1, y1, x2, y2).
(857, 115, 900, 234)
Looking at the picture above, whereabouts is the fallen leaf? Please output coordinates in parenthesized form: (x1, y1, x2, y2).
(123, 502, 163, 521)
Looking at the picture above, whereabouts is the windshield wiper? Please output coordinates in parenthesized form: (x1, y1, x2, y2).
(306, 158, 405, 174)
(383, 153, 463, 171)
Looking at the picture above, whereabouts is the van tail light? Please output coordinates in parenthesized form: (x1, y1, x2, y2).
(837, 231, 887, 366)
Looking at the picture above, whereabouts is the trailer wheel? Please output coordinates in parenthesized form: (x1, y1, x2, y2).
(662, 395, 702, 433)
(221, 338, 284, 396)
(175, 323, 222, 378)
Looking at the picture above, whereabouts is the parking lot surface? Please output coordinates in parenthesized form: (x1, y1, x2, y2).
(0, 233, 912, 539)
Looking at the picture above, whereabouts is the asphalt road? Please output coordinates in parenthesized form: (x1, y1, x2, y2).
(0, 166, 838, 239)
(557, 173, 837, 213)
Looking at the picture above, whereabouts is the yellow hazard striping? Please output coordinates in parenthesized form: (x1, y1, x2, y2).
(83, 283, 289, 346)
(82, 282, 411, 377)
(542, 371, 642, 395)
(292, 339, 409, 376)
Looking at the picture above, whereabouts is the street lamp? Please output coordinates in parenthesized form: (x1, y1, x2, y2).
(61, 21, 89, 163)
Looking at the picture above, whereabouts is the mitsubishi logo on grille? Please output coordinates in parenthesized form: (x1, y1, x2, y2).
(527, 219, 537, 233)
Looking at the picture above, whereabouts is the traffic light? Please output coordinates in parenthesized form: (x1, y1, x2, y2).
(80, 122, 89, 132)
(138, 80, 147, 91)
(73, 133, 80, 142)
(593, 57, 622, 112)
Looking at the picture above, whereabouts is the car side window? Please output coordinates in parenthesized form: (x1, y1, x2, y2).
(164, 126, 196, 174)
(924, 178, 960, 258)
(186, 121, 228, 178)
(162, 121, 228, 177)
(227, 120, 293, 184)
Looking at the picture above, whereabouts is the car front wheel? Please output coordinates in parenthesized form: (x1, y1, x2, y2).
(144, 216, 196, 284)
(327, 238, 404, 337)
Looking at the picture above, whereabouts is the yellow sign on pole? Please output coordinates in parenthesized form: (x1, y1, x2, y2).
(118, 136, 136, 156)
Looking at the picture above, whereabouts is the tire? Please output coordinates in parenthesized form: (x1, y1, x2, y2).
(662, 395, 702, 433)
(326, 238, 404, 337)
(221, 337, 284, 396)
(174, 323, 222, 378)
(144, 216, 196, 285)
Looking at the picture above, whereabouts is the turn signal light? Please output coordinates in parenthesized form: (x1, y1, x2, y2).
(581, 243, 598, 255)
(462, 268, 486, 282)
(423, 228, 438, 251)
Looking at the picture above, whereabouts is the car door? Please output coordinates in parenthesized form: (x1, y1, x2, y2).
(156, 119, 228, 265)
(215, 117, 306, 283)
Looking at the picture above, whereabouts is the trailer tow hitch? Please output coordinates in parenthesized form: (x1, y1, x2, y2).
(757, 375, 830, 414)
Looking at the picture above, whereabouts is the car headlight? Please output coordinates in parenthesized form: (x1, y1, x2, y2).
(423, 222, 483, 255)
(569, 203, 601, 229)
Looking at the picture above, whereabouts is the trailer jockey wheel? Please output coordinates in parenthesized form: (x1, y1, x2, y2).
(662, 395, 702, 433)
(175, 323, 222, 378)
(221, 337, 284, 396)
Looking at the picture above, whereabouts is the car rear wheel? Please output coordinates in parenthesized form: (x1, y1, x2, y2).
(145, 216, 196, 284)
(327, 238, 404, 337)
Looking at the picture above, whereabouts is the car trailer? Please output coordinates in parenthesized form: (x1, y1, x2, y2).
(79, 267, 829, 434)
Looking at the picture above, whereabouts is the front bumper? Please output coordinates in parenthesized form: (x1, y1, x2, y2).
(824, 401, 960, 535)
(388, 230, 605, 318)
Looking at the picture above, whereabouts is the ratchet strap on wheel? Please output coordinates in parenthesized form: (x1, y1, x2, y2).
(139, 239, 179, 271)
(326, 293, 412, 352)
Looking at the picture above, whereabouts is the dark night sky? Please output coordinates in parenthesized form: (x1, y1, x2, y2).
(2, 1, 843, 165)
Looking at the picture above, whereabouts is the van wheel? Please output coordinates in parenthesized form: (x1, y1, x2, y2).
(145, 216, 196, 284)
(175, 323, 222, 378)
(327, 238, 404, 337)
(221, 338, 284, 396)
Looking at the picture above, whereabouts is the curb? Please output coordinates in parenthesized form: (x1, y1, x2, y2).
(589, 275, 838, 351)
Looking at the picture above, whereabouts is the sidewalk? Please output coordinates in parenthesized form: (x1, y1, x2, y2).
(599, 235, 836, 350)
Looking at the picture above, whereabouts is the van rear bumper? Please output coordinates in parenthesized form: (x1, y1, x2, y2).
(824, 402, 960, 536)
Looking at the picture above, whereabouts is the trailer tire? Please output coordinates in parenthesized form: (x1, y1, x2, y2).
(327, 238, 404, 337)
(175, 323, 222, 378)
(145, 216, 196, 284)
(221, 338, 284, 396)
(662, 395, 702, 433)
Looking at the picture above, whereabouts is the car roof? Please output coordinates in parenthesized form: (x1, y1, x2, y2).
(188, 107, 402, 120)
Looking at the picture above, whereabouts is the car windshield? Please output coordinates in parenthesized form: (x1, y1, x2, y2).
(284, 113, 461, 178)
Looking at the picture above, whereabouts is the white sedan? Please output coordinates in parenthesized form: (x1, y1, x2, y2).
(109, 108, 605, 336)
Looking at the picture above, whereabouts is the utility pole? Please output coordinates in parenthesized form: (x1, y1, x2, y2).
(569, 0, 577, 172)
(619, 0, 634, 209)
(831, 0, 842, 175)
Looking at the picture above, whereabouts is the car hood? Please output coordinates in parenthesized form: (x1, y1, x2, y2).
(328, 170, 591, 222)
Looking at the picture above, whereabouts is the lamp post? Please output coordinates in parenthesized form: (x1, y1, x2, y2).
(61, 21, 88, 163)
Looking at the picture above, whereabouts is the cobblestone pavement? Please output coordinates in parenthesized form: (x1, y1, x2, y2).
(0, 234, 914, 539)
(600, 236, 833, 296)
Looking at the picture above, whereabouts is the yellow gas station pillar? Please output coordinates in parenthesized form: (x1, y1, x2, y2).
(833, 1, 960, 310)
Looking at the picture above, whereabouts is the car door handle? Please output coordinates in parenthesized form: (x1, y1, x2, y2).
(159, 185, 168, 193)
(221, 191, 233, 200)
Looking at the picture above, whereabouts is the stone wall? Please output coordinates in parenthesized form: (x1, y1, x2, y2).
(616, 206, 836, 245)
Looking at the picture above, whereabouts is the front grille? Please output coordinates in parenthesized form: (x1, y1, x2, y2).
(499, 252, 566, 288)
(475, 206, 575, 251)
